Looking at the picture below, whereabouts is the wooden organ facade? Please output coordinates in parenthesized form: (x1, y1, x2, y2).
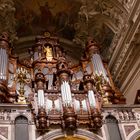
(0, 32, 140, 140)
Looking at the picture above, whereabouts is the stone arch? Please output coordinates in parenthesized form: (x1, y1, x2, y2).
(105, 115, 122, 140)
(37, 129, 103, 140)
(103, 112, 119, 120)
(14, 113, 31, 123)
(136, 136, 140, 140)
(106, 114, 118, 122)
(0, 135, 7, 140)
(15, 115, 28, 123)
(15, 115, 29, 140)
(128, 130, 140, 140)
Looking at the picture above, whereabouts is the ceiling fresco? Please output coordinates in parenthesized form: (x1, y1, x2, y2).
(0, 0, 122, 63)
(14, 0, 81, 40)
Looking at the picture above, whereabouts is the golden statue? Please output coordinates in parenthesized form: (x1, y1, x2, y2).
(44, 46, 53, 61)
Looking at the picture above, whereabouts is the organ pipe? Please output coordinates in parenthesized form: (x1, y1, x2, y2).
(0, 35, 9, 81)
(35, 73, 46, 108)
(38, 89, 45, 107)
(0, 33, 10, 82)
(88, 90, 96, 108)
(86, 38, 109, 82)
(61, 81, 72, 107)
(0, 32, 121, 131)
(83, 73, 98, 109)
(92, 54, 109, 81)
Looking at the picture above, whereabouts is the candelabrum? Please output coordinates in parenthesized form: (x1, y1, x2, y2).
(14, 67, 30, 104)
(93, 74, 114, 104)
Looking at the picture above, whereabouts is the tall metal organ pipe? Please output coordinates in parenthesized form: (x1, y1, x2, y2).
(35, 72, 45, 108)
(56, 59, 73, 107)
(88, 90, 96, 107)
(56, 59, 77, 130)
(0, 33, 10, 81)
(87, 38, 109, 82)
(60, 78, 72, 107)
(83, 74, 97, 109)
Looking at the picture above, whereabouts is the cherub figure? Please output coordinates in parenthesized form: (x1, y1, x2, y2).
(44, 46, 53, 61)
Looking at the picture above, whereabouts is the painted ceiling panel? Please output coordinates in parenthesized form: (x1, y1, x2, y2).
(14, 0, 81, 40)
(1, 0, 128, 64)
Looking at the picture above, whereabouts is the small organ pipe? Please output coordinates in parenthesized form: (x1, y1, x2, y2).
(0, 49, 1, 78)
(1, 49, 3, 79)
(88, 90, 96, 107)
(93, 55, 99, 75)
(3, 50, 7, 80)
(2, 49, 8, 80)
(62, 82, 66, 105)
(61, 83, 65, 104)
(92, 56, 97, 75)
(97, 54, 103, 75)
(38, 89, 45, 107)
(96, 54, 102, 75)
(63, 82, 66, 104)
(4, 50, 7, 80)
(66, 82, 72, 105)
(61, 83, 64, 102)
(92, 53, 109, 82)
(96, 54, 104, 75)
(65, 82, 69, 105)
(62, 82, 67, 105)
(64, 81, 69, 105)
(2, 49, 4, 79)
(66, 82, 70, 104)
(35, 73, 46, 108)
(61, 81, 72, 107)
(97, 54, 109, 81)
(64, 81, 69, 106)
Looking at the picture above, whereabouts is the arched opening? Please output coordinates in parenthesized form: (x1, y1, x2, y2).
(37, 129, 102, 140)
(15, 116, 29, 140)
(129, 130, 140, 140)
(0, 134, 7, 140)
(53, 136, 86, 140)
(106, 115, 122, 140)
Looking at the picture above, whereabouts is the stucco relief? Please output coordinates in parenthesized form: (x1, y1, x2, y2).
(0, 0, 17, 41)
(0, 127, 8, 139)
(124, 125, 136, 136)
(73, 0, 128, 62)
(111, 23, 140, 85)
(0, 111, 11, 121)
(111, 43, 131, 78)
(118, 0, 136, 10)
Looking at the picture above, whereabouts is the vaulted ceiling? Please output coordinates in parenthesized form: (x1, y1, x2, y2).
(0, 0, 140, 103)
(0, 0, 128, 61)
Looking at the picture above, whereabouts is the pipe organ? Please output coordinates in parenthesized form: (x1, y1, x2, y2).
(0, 32, 125, 133)
(0, 33, 9, 81)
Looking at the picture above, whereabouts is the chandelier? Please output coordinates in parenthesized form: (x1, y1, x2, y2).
(0, 32, 125, 133)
